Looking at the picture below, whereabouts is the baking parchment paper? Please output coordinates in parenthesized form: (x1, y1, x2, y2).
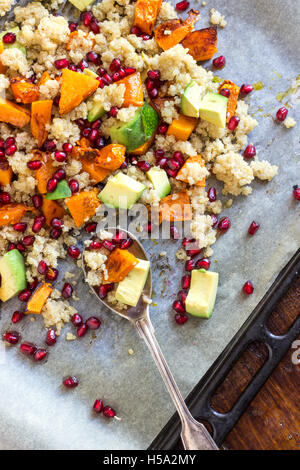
(0, 0, 299, 450)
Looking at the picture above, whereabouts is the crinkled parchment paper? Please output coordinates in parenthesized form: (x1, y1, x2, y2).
(0, 0, 299, 450)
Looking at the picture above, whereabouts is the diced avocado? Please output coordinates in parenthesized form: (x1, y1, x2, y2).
(110, 103, 159, 153)
(87, 102, 106, 123)
(45, 180, 72, 200)
(181, 80, 202, 118)
(0, 249, 26, 302)
(115, 258, 150, 307)
(99, 172, 146, 209)
(185, 269, 219, 318)
(147, 167, 171, 199)
(0, 27, 26, 57)
(198, 92, 228, 128)
(68, 0, 96, 11)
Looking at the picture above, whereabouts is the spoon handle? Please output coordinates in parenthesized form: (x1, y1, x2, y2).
(135, 316, 218, 451)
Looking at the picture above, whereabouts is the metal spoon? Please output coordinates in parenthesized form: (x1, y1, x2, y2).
(83, 228, 218, 451)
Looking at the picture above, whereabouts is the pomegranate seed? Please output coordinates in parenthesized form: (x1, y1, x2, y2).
(29, 278, 38, 291)
(218, 217, 231, 233)
(13, 222, 27, 232)
(27, 160, 42, 170)
(89, 129, 99, 142)
(86, 316, 101, 330)
(103, 406, 116, 418)
(97, 67, 106, 77)
(113, 230, 126, 244)
(84, 222, 97, 233)
(157, 157, 167, 168)
(148, 88, 158, 99)
(38, 260, 48, 275)
(109, 58, 121, 72)
(90, 19, 100, 34)
(5, 145, 17, 156)
(293, 186, 300, 201)
(109, 106, 119, 117)
(228, 116, 240, 131)
(173, 151, 184, 166)
(32, 194, 43, 209)
(22, 235, 35, 247)
(33, 349, 48, 361)
(46, 267, 59, 281)
(82, 127, 91, 138)
(50, 228, 62, 240)
(12, 311, 24, 324)
(173, 300, 186, 314)
(185, 259, 195, 271)
(53, 169, 66, 181)
(166, 168, 178, 178)
(62, 283, 73, 299)
(137, 160, 151, 172)
(0, 192, 11, 203)
(20, 343, 37, 356)
(220, 88, 230, 98)
(68, 64, 78, 72)
(187, 248, 202, 257)
(124, 67, 136, 76)
(0, 149, 4, 157)
(77, 322, 88, 337)
(54, 58, 69, 70)
(5, 137, 15, 149)
(120, 238, 133, 249)
(102, 239, 116, 252)
(145, 77, 155, 92)
(63, 375, 79, 388)
(99, 283, 114, 299)
(93, 399, 104, 413)
(18, 289, 31, 302)
(147, 69, 160, 80)
(170, 225, 180, 239)
(51, 217, 63, 229)
(175, 313, 188, 325)
(158, 122, 168, 134)
(196, 258, 211, 270)
(68, 179, 79, 193)
(276, 107, 288, 122)
(0, 139, 4, 148)
(131, 25, 142, 35)
(86, 51, 100, 65)
(71, 313, 83, 327)
(46, 329, 57, 346)
(78, 59, 88, 72)
(167, 158, 180, 171)
(240, 84, 254, 96)
(62, 142, 73, 154)
(118, 67, 126, 79)
(89, 239, 103, 250)
(97, 77, 106, 88)
(181, 274, 191, 290)
(8, 243, 16, 251)
(213, 55, 226, 69)
(178, 290, 187, 304)
(69, 21, 78, 32)
(243, 144, 256, 159)
(54, 151, 67, 163)
(176, 0, 189, 11)
(43, 140, 57, 152)
(142, 34, 151, 41)
(103, 73, 113, 85)
(68, 245, 81, 259)
(154, 149, 164, 159)
(53, 95, 60, 107)
(207, 187, 217, 202)
(95, 136, 105, 149)
(182, 237, 196, 249)
(243, 281, 254, 295)
(16, 243, 25, 253)
(81, 11, 93, 26)
(47, 177, 58, 193)
(3, 331, 20, 345)
(32, 220, 42, 234)
(248, 221, 260, 235)
(91, 119, 102, 130)
(3, 32, 16, 44)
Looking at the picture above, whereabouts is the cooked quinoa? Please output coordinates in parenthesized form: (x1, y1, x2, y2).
(0, 0, 281, 330)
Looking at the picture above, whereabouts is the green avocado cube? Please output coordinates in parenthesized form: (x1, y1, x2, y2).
(181, 80, 202, 118)
(147, 167, 171, 199)
(45, 180, 72, 200)
(0, 249, 26, 302)
(98, 172, 146, 209)
(115, 258, 150, 307)
(185, 269, 219, 318)
(198, 92, 228, 128)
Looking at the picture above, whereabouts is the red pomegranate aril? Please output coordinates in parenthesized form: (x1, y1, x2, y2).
(84, 222, 97, 233)
(71, 313, 83, 327)
(109, 58, 121, 72)
(68, 64, 78, 72)
(99, 283, 114, 299)
(3, 331, 20, 345)
(148, 88, 158, 99)
(173, 299, 186, 314)
(243, 144, 256, 159)
(89, 239, 103, 250)
(207, 187, 217, 202)
(95, 136, 105, 149)
(218, 216, 231, 232)
(97, 78, 106, 89)
(33, 349, 48, 361)
(13, 222, 27, 232)
(32, 194, 43, 209)
(54, 58, 69, 70)
(62, 282, 73, 299)
(22, 235, 35, 247)
(228, 116, 240, 131)
(53, 95, 60, 107)
(93, 399, 104, 413)
(82, 127, 91, 138)
(53, 169, 66, 182)
(54, 150, 67, 163)
(63, 376, 79, 388)
(86, 316, 101, 330)
(46, 267, 59, 281)
(240, 84, 254, 96)
(211, 214, 219, 228)
(293, 186, 300, 201)
(43, 139, 57, 152)
(102, 239, 116, 252)
(276, 106, 288, 122)
(77, 322, 88, 338)
(167, 158, 180, 171)
(18, 289, 31, 302)
(0, 139, 4, 148)
(90, 19, 100, 34)
(182, 237, 196, 248)
(131, 25, 142, 35)
(5, 145, 17, 156)
(47, 177, 58, 193)
(62, 142, 73, 154)
(181, 274, 191, 290)
(170, 225, 180, 239)
(175, 313, 188, 325)
(0, 192, 11, 203)
(103, 406, 116, 419)
(3, 32, 16, 44)
(142, 34, 151, 40)
(29, 278, 38, 291)
(27, 160, 42, 170)
(89, 129, 99, 142)
(20, 342, 37, 356)
(187, 248, 202, 257)
(8, 243, 16, 251)
(248, 221, 260, 235)
(124, 67, 136, 76)
(145, 77, 155, 92)
(81, 11, 93, 26)
(32, 220, 42, 234)
(118, 67, 126, 78)
(213, 55, 226, 69)
(69, 21, 78, 32)
(69, 179, 79, 193)
(185, 259, 195, 271)
(196, 258, 211, 270)
(158, 122, 168, 135)
(97, 67, 106, 77)
(5, 137, 15, 149)
(109, 106, 118, 118)
(112, 72, 120, 82)
(91, 119, 102, 130)
(243, 280, 254, 295)
(38, 260, 48, 275)
(137, 160, 151, 172)
(113, 230, 126, 244)
(178, 290, 187, 304)
(120, 238, 133, 249)
(173, 151, 184, 166)
(103, 73, 113, 84)
(167, 168, 178, 178)
(46, 329, 57, 346)
(12, 311, 25, 324)
(176, 0, 190, 11)
(86, 51, 100, 65)
(220, 88, 230, 98)
(157, 157, 167, 168)
(0, 149, 4, 158)
(154, 149, 164, 159)
(16, 243, 26, 253)
(68, 245, 81, 259)
(147, 69, 160, 80)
